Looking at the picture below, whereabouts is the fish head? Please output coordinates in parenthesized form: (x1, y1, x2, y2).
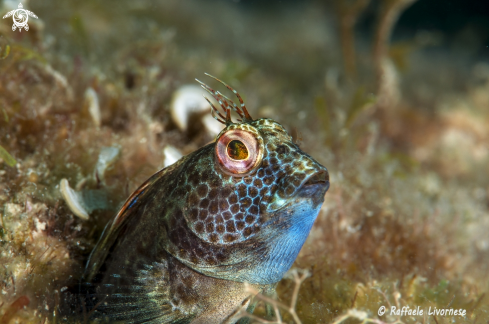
(174, 117, 329, 284)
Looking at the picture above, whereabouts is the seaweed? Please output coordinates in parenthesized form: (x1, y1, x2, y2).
(0, 0, 488, 323)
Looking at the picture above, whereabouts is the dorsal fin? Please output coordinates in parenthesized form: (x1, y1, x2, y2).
(84, 162, 180, 282)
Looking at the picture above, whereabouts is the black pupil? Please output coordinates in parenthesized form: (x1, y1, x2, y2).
(227, 140, 248, 160)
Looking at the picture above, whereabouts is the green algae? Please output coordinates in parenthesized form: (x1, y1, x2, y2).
(0, 145, 17, 167)
(0, 0, 488, 323)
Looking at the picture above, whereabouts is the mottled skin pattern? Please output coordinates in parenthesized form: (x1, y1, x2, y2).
(77, 77, 330, 324)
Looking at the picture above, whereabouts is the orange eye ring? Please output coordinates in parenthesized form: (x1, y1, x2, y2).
(215, 129, 263, 176)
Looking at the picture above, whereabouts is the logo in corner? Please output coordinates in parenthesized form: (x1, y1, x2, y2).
(2, 3, 38, 32)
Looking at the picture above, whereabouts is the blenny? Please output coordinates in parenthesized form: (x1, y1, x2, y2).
(79, 74, 330, 323)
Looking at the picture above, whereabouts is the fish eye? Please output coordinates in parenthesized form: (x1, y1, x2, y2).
(227, 140, 249, 160)
(215, 129, 263, 176)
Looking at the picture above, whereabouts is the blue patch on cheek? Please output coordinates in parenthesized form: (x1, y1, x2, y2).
(247, 201, 322, 284)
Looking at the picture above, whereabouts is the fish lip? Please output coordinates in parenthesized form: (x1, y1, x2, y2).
(297, 170, 330, 203)
(265, 172, 330, 214)
(297, 179, 330, 200)
(302, 170, 329, 187)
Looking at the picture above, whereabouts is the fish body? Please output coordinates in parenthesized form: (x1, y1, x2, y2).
(78, 76, 330, 323)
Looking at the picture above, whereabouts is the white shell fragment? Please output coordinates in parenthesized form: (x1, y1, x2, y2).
(85, 87, 101, 127)
(202, 114, 225, 138)
(95, 146, 121, 183)
(170, 85, 211, 131)
(163, 145, 183, 167)
(60, 179, 89, 220)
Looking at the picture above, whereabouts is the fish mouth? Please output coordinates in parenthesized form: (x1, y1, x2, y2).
(303, 170, 329, 187)
(266, 170, 330, 213)
(297, 170, 330, 201)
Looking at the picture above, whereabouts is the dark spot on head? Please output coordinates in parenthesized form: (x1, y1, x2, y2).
(220, 187, 232, 198)
(243, 177, 253, 184)
(228, 193, 238, 204)
(258, 169, 265, 178)
(248, 187, 258, 198)
(209, 233, 219, 243)
(243, 227, 253, 237)
(235, 212, 244, 220)
(210, 178, 221, 188)
(216, 224, 225, 234)
(263, 176, 274, 185)
(198, 209, 208, 221)
(189, 208, 199, 221)
(215, 215, 224, 223)
(222, 210, 232, 220)
(208, 189, 218, 200)
(245, 215, 255, 224)
(189, 175, 199, 187)
(201, 172, 210, 183)
(285, 186, 295, 196)
(209, 201, 219, 214)
(196, 185, 208, 198)
(224, 234, 238, 243)
(200, 199, 210, 209)
(230, 204, 240, 214)
(249, 205, 259, 215)
(253, 179, 263, 189)
(225, 221, 236, 233)
(236, 221, 245, 230)
(240, 197, 252, 208)
(195, 222, 204, 234)
(206, 222, 215, 233)
(276, 144, 288, 155)
(216, 253, 227, 262)
(238, 184, 247, 197)
(219, 199, 229, 211)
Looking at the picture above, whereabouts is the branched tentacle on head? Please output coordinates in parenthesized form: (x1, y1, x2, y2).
(195, 73, 253, 125)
